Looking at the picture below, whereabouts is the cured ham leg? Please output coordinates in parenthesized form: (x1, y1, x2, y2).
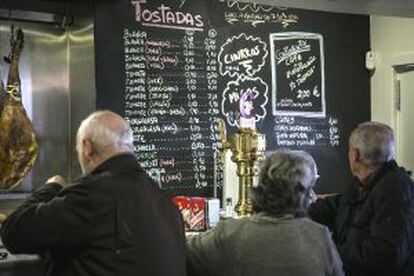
(0, 27, 38, 189)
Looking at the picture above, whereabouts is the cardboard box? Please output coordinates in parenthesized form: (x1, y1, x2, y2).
(172, 197, 221, 231)
(172, 196, 191, 230)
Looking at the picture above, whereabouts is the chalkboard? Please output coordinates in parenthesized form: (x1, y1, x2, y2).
(94, 0, 370, 196)
(270, 32, 325, 117)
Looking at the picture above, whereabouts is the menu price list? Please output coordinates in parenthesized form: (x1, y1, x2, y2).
(274, 116, 339, 147)
(123, 28, 222, 196)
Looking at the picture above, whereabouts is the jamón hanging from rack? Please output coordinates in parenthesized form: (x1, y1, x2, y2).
(0, 26, 38, 189)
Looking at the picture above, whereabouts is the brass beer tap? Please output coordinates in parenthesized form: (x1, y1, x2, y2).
(218, 119, 265, 216)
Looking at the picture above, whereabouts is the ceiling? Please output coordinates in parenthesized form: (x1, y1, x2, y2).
(241, 0, 414, 18)
(0, 0, 413, 18)
(0, 0, 93, 21)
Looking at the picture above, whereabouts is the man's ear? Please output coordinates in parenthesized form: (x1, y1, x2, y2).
(82, 139, 94, 158)
(352, 147, 361, 163)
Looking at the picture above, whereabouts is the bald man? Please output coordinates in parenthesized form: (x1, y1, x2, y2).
(0, 111, 187, 276)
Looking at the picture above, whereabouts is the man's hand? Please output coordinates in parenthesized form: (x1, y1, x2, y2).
(46, 175, 67, 188)
(0, 213, 7, 223)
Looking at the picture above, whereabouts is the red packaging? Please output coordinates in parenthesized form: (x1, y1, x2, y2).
(172, 196, 191, 231)
(189, 197, 206, 231)
(172, 196, 208, 231)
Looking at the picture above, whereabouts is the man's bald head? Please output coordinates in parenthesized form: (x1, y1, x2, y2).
(76, 111, 134, 174)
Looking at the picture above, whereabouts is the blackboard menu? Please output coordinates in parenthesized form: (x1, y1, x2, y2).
(270, 32, 325, 117)
(95, 0, 370, 196)
(122, 25, 222, 196)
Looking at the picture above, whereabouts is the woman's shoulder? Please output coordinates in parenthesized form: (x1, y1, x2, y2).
(298, 217, 331, 234)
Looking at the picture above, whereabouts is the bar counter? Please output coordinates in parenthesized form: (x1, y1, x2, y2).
(0, 241, 45, 276)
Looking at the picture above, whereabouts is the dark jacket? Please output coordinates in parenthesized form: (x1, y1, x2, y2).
(0, 154, 187, 276)
(309, 160, 414, 276)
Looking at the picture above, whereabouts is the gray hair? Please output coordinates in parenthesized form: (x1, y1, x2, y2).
(252, 149, 318, 217)
(77, 110, 134, 154)
(350, 121, 394, 167)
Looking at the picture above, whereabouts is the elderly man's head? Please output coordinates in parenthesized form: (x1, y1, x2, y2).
(76, 111, 134, 175)
(252, 149, 318, 217)
(348, 122, 394, 180)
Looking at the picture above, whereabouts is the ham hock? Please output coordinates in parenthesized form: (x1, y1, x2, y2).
(0, 27, 38, 189)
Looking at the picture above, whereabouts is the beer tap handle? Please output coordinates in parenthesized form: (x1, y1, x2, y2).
(218, 119, 229, 150)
